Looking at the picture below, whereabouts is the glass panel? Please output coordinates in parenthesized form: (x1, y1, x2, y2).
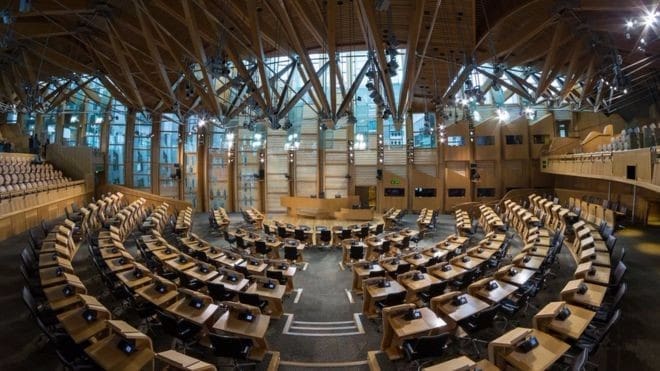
(108, 101, 126, 185)
(133, 112, 152, 190)
(505, 135, 524, 145)
(184, 116, 199, 209)
(208, 125, 231, 210)
(159, 113, 180, 199)
(412, 113, 436, 148)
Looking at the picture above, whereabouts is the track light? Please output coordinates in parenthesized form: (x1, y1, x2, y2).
(643, 11, 657, 26)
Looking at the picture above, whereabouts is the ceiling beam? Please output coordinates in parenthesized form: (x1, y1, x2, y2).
(247, 0, 271, 109)
(356, 0, 397, 120)
(397, 0, 426, 118)
(535, 22, 568, 98)
(327, 0, 337, 117)
(280, 61, 331, 118)
(337, 59, 371, 117)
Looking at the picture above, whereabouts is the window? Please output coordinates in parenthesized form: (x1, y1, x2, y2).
(412, 113, 436, 148)
(208, 124, 231, 210)
(476, 136, 495, 145)
(505, 135, 524, 145)
(108, 102, 126, 185)
(184, 116, 198, 209)
(448, 188, 466, 197)
(447, 136, 465, 147)
(532, 134, 550, 145)
(85, 104, 103, 149)
(62, 113, 79, 147)
(477, 188, 496, 197)
(133, 112, 152, 190)
(159, 113, 180, 198)
(384, 118, 406, 147)
(557, 120, 569, 137)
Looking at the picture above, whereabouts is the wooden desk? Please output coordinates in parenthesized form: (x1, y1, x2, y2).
(522, 245, 550, 257)
(135, 283, 179, 307)
(44, 280, 86, 311)
(116, 267, 153, 290)
(57, 295, 110, 344)
(39, 266, 75, 288)
(85, 321, 154, 371)
(579, 248, 611, 267)
(452, 256, 486, 270)
(434, 293, 490, 323)
(399, 273, 439, 302)
(214, 254, 244, 268)
(208, 275, 249, 293)
(468, 247, 497, 260)
(574, 262, 611, 286)
(561, 279, 607, 309)
(404, 253, 430, 267)
(496, 266, 537, 287)
(267, 264, 297, 293)
(423, 356, 500, 371)
(422, 247, 449, 260)
(212, 310, 270, 360)
(533, 301, 595, 340)
(428, 264, 467, 281)
(156, 350, 216, 371)
(151, 248, 179, 261)
(237, 259, 269, 276)
(515, 255, 545, 270)
(472, 280, 518, 304)
(164, 255, 197, 272)
(166, 297, 219, 327)
(334, 207, 374, 221)
(382, 307, 447, 360)
(447, 234, 469, 245)
(281, 195, 360, 217)
(183, 264, 220, 283)
(489, 328, 569, 371)
(38, 252, 69, 269)
(436, 241, 463, 254)
(352, 263, 384, 293)
(479, 240, 503, 251)
(363, 279, 407, 318)
(246, 282, 286, 319)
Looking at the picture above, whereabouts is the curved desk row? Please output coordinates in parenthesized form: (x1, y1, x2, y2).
(280, 196, 360, 218)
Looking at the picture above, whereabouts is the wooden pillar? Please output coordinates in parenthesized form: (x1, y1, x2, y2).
(55, 111, 65, 145)
(318, 128, 325, 196)
(151, 113, 161, 195)
(34, 113, 44, 139)
(197, 126, 208, 212)
(436, 111, 445, 212)
(77, 98, 88, 146)
(124, 109, 136, 187)
(405, 113, 413, 211)
(177, 123, 185, 201)
(228, 134, 237, 212)
(347, 122, 355, 196)
(376, 116, 384, 212)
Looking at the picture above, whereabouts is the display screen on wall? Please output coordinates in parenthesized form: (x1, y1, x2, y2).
(477, 188, 496, 197)
(414, 188, 437, 197)
(447, 136, 465, 147)
(505, 135, 524, 144)
(384, 188, 405, 197)
(447, 188, 466, 197)
(532, 134, 550, 144)
(476, 136, 495, 145)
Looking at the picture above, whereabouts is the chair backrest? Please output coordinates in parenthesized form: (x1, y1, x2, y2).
(21, 286, 39, 318)
(341, 229, 352, 240)
(20, 248, 35, 270)
(400, 236, 410, 248)
(360, 226, 369, 238)
(350, 245, 364, 260)
(472, 304, 501, 331)
(612, 246, 626, 267)
(236, 235, 246, 248)
(294, 229, 306, 241)
(209, 333, 251, 359)
(395, 263, 411, 275)
(156, 310, 181, 336)
(320, 229, 332, 242)
(266, 270, 284, 281)
(206, 282, 228, 301)
(427, 281, 448, 297)
(592, 309, 621, 352)
(611, 261, 626, 288)
(238, 292, 261, 307)
(255, 240, 267, 253)
(609, 282, 626, 312)
(277, 226, 287, 238)
(368, 270, 386, 278)
(375, 224, 384, 235)
(384, 291, 407, 307)
(263, 224, 271, 235)
(381, 240, 391, 251)
(284, 245, 298, 260)
(571, 349, 589, 371)
(413, 333, 450, 356)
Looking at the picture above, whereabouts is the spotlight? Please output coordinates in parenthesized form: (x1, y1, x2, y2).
(496, 108, 510, 122)
(625, 19, 634, 29)
(643, 11, 657, 26)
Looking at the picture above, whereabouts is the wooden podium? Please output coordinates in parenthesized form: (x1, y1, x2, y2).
(280, 196, 360, 218)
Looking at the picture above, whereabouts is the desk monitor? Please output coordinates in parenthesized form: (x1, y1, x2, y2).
(461, 256, 471, 263)
(188, 297, 204, 309)
(238, 311, 255, 322)
(250, 259, 260, 266)
(55, 267, 63, 276)
(508, 268, 518, 276)
(515, 336, 539, 353)
(486, 280, 499, 291)
(430, 247, 438, 252)
(442, 265, 453, 272)
(523, 255, 532, 263)
(117, 338, 137, 355)
(555, 306, 572, 321)
(133, 268, 143, 278)
(154, 281, 167, 293)
(178, 255, 188, 264)
(405, 309, 422, 321)
(452, 295, 467, 306)
(378, 280, 391, 288)
(413, 253, 422, 259)
(198, 264, 209, 273)
(62, 285, 74, 297)
(82, 308, 97, 322)
(278, 263, 288, 270)
(588, 267, 597, 276)
(577, 283, 589, 295)
(263, 280, 276, 289)
(413, 272, 424, 281)
(227, 274, 238, 282)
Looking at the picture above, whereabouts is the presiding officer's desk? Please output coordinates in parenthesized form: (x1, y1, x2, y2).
(280, 195, 360, 218)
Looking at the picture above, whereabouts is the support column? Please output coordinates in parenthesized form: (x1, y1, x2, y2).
(376, 116, 384, 212)
(405, 112, 413, 211)
(151, 113, 161, 195)
(435, 111, 444, 212)
(55, 111, 65, 145)
(77, 98, 88, 146)
(124, 109, 136, 188)
(347, 123, 355, 196)
(197, 128, 208, 212)
(318, 128, 325, 196)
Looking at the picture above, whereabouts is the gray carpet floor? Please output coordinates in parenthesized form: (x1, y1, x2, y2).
(1, 211, 658, 370)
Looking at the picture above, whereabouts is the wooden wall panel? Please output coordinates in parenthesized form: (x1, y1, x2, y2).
(414, 149, 438, 165)
(475, 119, 500, 160)
(502, 160, 530, 189)
(410, 168, 441, 210)
(529, 114, 554, 159)
(474, 161, 499, 201)
(444, 161, 470, 210)
(501, 116, 530, 160)
(444, 121, 470, 161)
(380, 170, 407, 211)
(355, 166, 377, 186)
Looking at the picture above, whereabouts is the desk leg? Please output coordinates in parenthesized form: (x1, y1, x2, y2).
(285, 277, 294, 293)
(248, 337, 269, 361)
(267, 298, 283, 319)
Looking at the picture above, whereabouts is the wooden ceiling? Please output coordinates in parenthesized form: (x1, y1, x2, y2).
(0, 0, 657, 118)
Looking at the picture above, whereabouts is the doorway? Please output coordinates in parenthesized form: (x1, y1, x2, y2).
(355, 186, 377, 209)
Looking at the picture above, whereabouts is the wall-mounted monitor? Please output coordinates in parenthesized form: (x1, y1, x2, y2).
(384, 188, 405, 197)
(477, 188, 496, 197)
(448, 188, 466, 197)
(414, 188, 437, 197)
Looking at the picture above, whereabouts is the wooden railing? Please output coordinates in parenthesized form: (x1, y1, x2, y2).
(541, 147, 660, 193)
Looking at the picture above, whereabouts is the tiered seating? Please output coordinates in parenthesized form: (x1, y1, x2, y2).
(455, 209, 473, 236)
(175, 206, 193, 234)
(567, 196, 621, 230)
(209, 207, 230, 232)
(416, 208, 437, 236)
(478, 205, 505, 234)
(141, 202, 171, 234)
(0, 156, 76, 196)
(383, 208, 403, 229)
(242, 207, 264, 228)
(597, 124, 659, 151)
